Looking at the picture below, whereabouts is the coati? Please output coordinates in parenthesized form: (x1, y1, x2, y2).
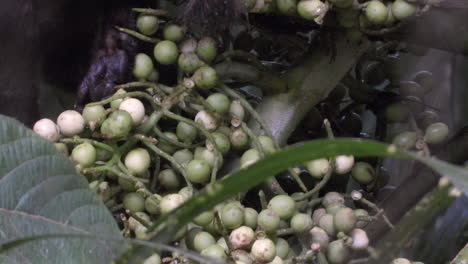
(0, 0, 243, 126)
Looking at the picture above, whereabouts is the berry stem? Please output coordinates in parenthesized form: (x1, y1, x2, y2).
(115, 26, 160, 43)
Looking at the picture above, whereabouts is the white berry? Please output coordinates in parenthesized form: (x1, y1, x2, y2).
(119, 98, 145, 126)
(251, 238, 276, 263)
(334, 155, 355, 174)
(229, 226, 255, 250)
(195, 110, 218, 131)
(57, 110, 85, 136)
(33, 118, 60, 142)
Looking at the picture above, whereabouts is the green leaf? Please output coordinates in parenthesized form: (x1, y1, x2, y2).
(0, 115, 125, 263)
(149, 138, 468, 242)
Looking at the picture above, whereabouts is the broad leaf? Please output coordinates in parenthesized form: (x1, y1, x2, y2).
(0, 115, 124, 263)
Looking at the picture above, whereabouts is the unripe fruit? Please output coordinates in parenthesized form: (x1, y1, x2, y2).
(55, 143, 69, 156)
(354, 209, 370, 228)
(124, 148, 151, 175)
(424, 122, 449, 144)
(33, 118, 60, 142)
(110, 89, 126, 110)
(327, 240, 350, 264)
(257, 136, 276, 155)
(136, 14, 159, 35)
(241, 149, 261, 168)
(290, 213, 313, 233)
(268, 256, 284, 264)
(176, 121, 198, 143)
(319, 214, 336, 236)
(194, 147, 218, 168)
(306, 158, 331, 179)
(334, 208, 357, 233)
(194, 231, 216, 252)
(221, 202, 245, 229)
(210, 132, 231, 155)
(230, 226, 255, 249)
(153, 40, 179, 65)
(206, 93, 231, 114)
(133, 53, 154, 80)
(251, 238, 276, 263)
(393, 131, 418, 150)
(391, 0, 416, 21)
(244, 207, 259, 229)
(194, 210, 214, 226)
(158, 169, 181, 190)
(275, 238, 290, 259)
(178, 52, 202, 73)
(258, 209, 281, 233)
(185, 227, 202, 250)
(231, 250, 253, 264)
(350, 228, 369, 250)
(365, 0, 388, 25)
(322, 192, 345, 207)
(277, 0, 297, 15)
(83, 105, 106, 125)
(297, 0, 327, 20)
(268, 195, 297, 220)
(143, 254, 161, 264)
(160, 193, 185, 214)
(180, 38, 198, 53)
(196, 37, 218, 63)
(57, 110, 85, 136)
(334, 155, 354, 174)
(144, 195, 160, 215)
(157, 132, 180, 155)
(123, 192, 145, 212)
(162, 24, 184, 42)
(172, 149, 194, 166)
(351, 162, 375, 184)
(71, 143, 96, 168)
(201, 244, 228, 260)
(230, 128, 250, 150)
(326, 202, 345, 215)
(229, 100, 246, 121)
(195, 110, 219, 131)
(119, 98, 145, 126)
(101, 110, 133, 138)
(186, 159, 211, 183)
(310, 227, 330, 249)
(390, 258, 412, 264)
(135, 224, 150, 240)
(193, 66, 218, 89)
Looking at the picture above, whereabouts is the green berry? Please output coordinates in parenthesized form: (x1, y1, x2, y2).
(193, 66, 218, 89)
(391, 0, 416, 21)
(244, 207, 259, 229)
(176, 121, 198, 143)
(82, 105, 106, 123)
(100, 110, 132, 138)
(230, 128, 250, 150)
(221, 202, 245, 229)
(276, 0, 297, 15)
(319, 214, 336, 236)
(185, 227, 202, 250)
(240, 149, 261, 168)
(194, 147, 218, 168)
(424, 122, 449, 144)
(158, 169, 181, 190)
(194, 210, 215, 226)
(290, 213, 313, 233)
(157, 132, 180, 154)
(275, 238, 290, 259)
(196, 37, 218, 63)
(210, 132, 231, 155)
(365, 0, 388, 25)
(153, 40, 179, 65)
(258, 209, 281, 233)
(136, 14, 159, 35)
(144, 195, 160, 215)
(268, 195, 297, 220)
(124, 148, 150, 175)
(162, 24, 184, 42)
(229, 100, 246, 121)
(172, 149, 194, 166)
(327, 240, 350, 264)
(54, 143, 69, 156)
(133, 53, 154, 80)
(178, 52, 202, 73)
(393, 131, 418, 150)
(206, 93, 231, 114)
(194, 231, 216, 252)
(351, 162, 375, 184)
(118, 176, 136, 192)
(123, 192, 145, 212)
(326, 202, 346, 215)
(71, 143, 96, 168)
(186, 159, 211, 183)
(354, 209, 370, 228)
(297, 0, 326, 20)
(306, 158, 331, 179)
(110, 89, 126, 110)
(257, 136, 276, 155)
(201, 244, 227, 260)
(334, 208, 357, 233)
